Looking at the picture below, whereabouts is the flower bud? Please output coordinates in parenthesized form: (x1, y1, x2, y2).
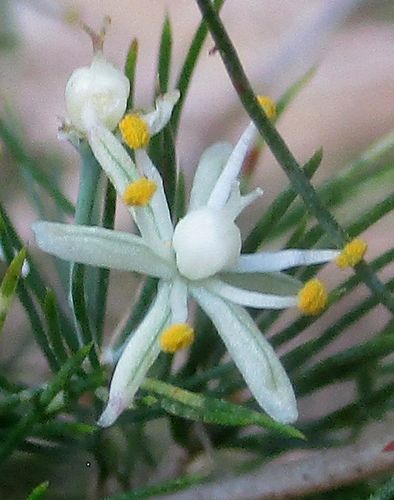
(65, 53, 130, 133)
(172, 207, 242, 280)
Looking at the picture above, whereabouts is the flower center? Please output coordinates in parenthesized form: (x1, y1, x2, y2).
(172, 207, 242, 280)
(119, 114, 150, 149)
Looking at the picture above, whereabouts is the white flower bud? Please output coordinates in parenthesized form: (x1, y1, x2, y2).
(172, 207, 241, 280)
(65, 54, 130, 133)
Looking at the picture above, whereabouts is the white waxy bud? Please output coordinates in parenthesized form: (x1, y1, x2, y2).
(65, 54, 130, 132)
(172, 207, 242, 280)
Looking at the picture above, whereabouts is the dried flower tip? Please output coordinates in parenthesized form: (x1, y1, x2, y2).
(257, 95, 276, 119)
(63, 7, 81, 27)
(298, 279, 328, 315)
(119, 114, 150, 149)
(336, 239, 367, 268)
(160, 323, 195, 353)
(79, 16, 111, 54)
(122, 178, 157, 207)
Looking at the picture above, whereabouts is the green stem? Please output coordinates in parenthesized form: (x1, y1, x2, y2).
(0, 118, 74, 215)
(195, 0, 394, 314)
(70, 141, 102, 367)
(171, 0, 226, 135)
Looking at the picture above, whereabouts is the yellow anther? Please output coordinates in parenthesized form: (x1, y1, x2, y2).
(297, 279, 328, 315)
(119, 114, 150, 149)
(257, 95, 276, 120)
(160, 323, 195, 353)
(122, 178, 157, 207)
(336, 239, 367, 268)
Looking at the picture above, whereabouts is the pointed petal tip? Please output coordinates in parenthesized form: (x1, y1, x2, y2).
(256, 384, 298, 425)
(264, 396, 298, 425)
(97, 397, 125, 428)
(278, 406, 298, 425)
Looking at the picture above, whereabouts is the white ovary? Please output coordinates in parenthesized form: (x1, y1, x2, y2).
(65, 54, 130, 132)
(172, 207, 242, 280)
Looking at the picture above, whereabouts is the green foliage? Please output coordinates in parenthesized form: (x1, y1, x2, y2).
(26, 481, 49, 500)
(1, 3, 394, 499)
(0, 247, 26, 339)
(142, 378, 304, 438)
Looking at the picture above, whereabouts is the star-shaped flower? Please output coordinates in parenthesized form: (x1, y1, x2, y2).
(33, 92, 345, 427)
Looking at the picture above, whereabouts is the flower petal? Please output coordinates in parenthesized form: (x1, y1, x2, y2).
(190, 285, 297, 423)
(136, 149, 174, 242)
(220, 271, 303, 296)
(143, 90, 180, 135)
(98, 281, 171, 427)
(32, 222, 175, 278)
(170, 278, 189, 324)
(228, 249, 340, 273)
(189, 141, 232, 211)
(85, 117, 171, 258)
(223, 184, 263, 220)
(207, 121, 257, 210)
(85, 113, 139, 189)
(204, 278, 298, 309)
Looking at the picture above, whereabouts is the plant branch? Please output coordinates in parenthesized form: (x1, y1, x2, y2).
(158, 420, 394, 500)
(194, 0, 394, 315)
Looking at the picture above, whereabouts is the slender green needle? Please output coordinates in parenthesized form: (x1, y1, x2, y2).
(194, 0, 394, 314)
(26, 481, 49, 500)
(244, 148, 323, 253)
(94, 180, 116, 345)
(143, 378, 304, 438)
(0, 247, 26, 340)
(171, 0, 226, 135)
(103, 474, 203, 500)
(0, 118, 74, 215)
(125, 38, 138, 112)
(367, 473, 394, 500)
(158, 14, 172, 94)
(44, 289, 69, 364)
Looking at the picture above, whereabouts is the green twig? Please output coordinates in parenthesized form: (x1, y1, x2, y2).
(194, 0, 394, 315)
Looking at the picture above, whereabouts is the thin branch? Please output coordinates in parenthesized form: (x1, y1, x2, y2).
(194, 0, 394, 315)
(158, 420, 394, 500)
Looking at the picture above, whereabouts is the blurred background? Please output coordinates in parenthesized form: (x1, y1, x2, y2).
(1, 0, 394, 229)
(1, 0, 394, 498)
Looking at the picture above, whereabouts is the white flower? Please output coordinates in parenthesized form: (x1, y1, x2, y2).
(65, 52, 130, 134)
(32, 97, 341, 427)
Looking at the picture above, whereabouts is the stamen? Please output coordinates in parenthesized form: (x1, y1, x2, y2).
(119, 114, 150, 149)
(122, 178, 157, 206)
(160, 323, 195, 353)
(257, 96, 276, 120)
(336, 239, 367, 268)
(297, 279, 328, 315)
